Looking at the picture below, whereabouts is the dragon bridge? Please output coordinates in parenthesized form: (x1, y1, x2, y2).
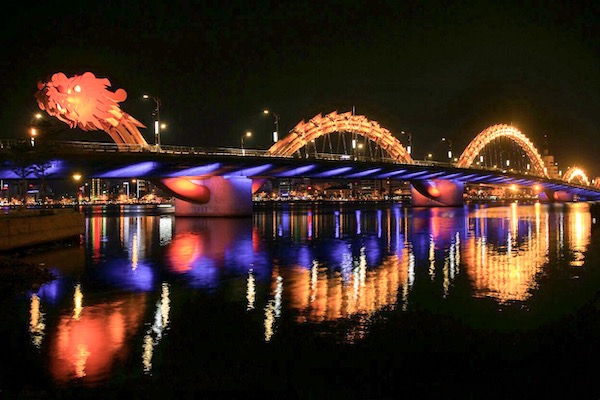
(267, 111, 413, 164)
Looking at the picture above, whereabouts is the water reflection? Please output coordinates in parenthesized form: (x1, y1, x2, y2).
(49, 286, 147, 385)
(17, 202, 597, 388)
(142, 282, 171, 374)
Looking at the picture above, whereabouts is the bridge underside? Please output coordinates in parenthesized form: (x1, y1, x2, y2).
(2, 147, 599, 216)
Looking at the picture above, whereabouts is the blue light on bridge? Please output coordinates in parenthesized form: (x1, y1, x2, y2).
(347, 168, 383, 178)
(379, 169, 407, 178)
(316, 166, 353, 177)
(97, 161, 157, 178)
(168, 163, 221, 177)
(224, 164, 273, 177)
(277, 164, 317, 177)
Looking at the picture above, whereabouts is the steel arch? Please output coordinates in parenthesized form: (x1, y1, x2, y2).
(456, 124, 547, 177)
(267, 111, 413, 163)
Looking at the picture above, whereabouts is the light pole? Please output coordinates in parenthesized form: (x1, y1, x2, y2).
(400, 131, 412, 155)
(143, 94, 161, 148)
(263, 109, 280, 143)
(241, 131, 252, 156)
(30, 127, 37, 147)
(442, 137, 453, 161)
(72, 173, 82, 206)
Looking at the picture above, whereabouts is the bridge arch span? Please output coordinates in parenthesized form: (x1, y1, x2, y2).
(267, 111, 413, 163)
(563, 167, 590, 186)
(456, 124, 547, 177)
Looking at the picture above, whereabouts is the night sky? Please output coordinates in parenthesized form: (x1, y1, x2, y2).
(1, 1, 598, 175)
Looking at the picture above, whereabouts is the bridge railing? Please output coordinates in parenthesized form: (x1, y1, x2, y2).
(0, 139, 563, 181)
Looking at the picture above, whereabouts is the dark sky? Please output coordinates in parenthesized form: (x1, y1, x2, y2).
(1, 1, 598, 175)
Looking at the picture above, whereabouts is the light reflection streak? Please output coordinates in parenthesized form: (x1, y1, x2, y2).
(142, 282, 171, 374)
(159, 216, 173, 246)
(73, 284, 83, 320)
(29, 293, 45, 349)
(246, 269, 256, 310)
(428, 234, 435, 280)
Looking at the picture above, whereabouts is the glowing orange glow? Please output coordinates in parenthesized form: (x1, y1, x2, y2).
(161, 177, 211, 203)
(267, 111, 413, 163)
(427, 186, 441, 197)
(462, 206, 548, 303)
(167, 232, 203, 273)
(35, 71, 148, 146)
(457, 124, 547, 177)
(278, 253, 408, 340)
(562, 167, 590, 186)
(49, 293, 146, 385)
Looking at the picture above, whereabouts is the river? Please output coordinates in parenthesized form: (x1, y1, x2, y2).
(1, 201, 600, 398)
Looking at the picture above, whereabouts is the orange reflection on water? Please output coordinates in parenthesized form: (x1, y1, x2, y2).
(567, 204, 591, 267)
(278, 252, 408, 340)
(464, 205, 549, 303)
(167, 232, 204, 273)
(49, 289, 146, 385)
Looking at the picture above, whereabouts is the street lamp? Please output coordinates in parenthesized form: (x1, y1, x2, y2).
(241, 131, 252, 155)
(263, 109, 280, 143)
(143, 94, 161, 148)
(30, 127, 37, 147)
(400, 131, 412, 155)
(72, 173, 82, 206)
(442, 137, 453, 160)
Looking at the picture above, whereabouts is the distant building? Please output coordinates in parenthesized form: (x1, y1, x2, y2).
(542, 153, 560, 179)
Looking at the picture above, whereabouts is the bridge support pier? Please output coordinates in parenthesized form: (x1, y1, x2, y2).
(410, 180, 464, 207)
(539, 190, 574, 203)
(165, 176, 253, 217)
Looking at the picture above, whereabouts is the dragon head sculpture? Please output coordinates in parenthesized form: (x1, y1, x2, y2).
(35, 71, 148, 145)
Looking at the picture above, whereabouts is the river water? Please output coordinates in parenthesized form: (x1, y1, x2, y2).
(2, 201, 600, 398)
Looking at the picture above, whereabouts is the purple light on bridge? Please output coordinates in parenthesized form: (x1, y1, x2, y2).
(277, 164, 317, 177)
(379, 169, 407, 178)
(224, 164, 273, 177)
(347, 168, 382, 178)
(316, 166, 353, 178)
(400, 171, 431, 179)
(417, 172, 448, 180)
(441, 173, 466, 180)
(168, 163, 221, 177)
(97, 161, 156, 178)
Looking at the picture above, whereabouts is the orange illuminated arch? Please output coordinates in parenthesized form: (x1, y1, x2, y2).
(457, 124, 547, 177)
(267, 111, 413, 163)
(563, 167, 590, 186)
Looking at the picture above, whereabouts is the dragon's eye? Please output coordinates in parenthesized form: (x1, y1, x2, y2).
(74, 85, 81, 93)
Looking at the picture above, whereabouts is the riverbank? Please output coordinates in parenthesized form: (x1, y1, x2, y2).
(0, 256, 55, 296)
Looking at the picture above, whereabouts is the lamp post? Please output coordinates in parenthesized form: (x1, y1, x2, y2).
(263, 109, 280, 143)
(241, 131, 252, 156)
(441, 137, 453, 161)
(400, 131, 412, 155)
(30, 128, 37, 147)
(143, 94, 161, 148)
(72, 173, 82, 206)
